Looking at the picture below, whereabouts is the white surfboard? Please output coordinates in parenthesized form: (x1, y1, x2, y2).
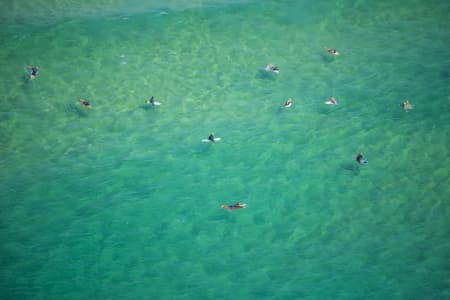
(202, 138, 221, 142)
(265, 65, 279, 74)
(324, 48, 339, 56)
(284, 103, 292, 108)
(353, 156, 368, 164)
(325, 101, 337, 105)
(153, 102, 161, 106)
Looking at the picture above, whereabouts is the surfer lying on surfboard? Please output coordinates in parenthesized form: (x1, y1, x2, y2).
(324, 47, 339, 55)
(221, 202, 246, 211)
(79, 98, 92, 108)
(265, 63, 280, 74)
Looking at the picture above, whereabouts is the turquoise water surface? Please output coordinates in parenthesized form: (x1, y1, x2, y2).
(1, 0, 449, 299)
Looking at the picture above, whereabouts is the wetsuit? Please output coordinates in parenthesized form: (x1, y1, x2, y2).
(356, 154, 363, 164)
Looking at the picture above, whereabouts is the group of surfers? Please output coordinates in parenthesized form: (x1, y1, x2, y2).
(26, 46, 413, 211)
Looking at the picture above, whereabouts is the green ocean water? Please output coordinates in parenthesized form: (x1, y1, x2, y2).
(1, 0, 449, 299)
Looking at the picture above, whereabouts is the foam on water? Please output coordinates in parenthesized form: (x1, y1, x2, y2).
(1, 0, 449, 299)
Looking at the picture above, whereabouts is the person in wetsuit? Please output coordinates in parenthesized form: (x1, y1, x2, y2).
(30, 66, 39, 80)
(356, 152, 364, 164)
(145, 96, 155, 106)
(79, 98, 92, 108)
(208, 132, 215, 142)
(222, 202, 246, 210)
(266, 63, 280, 73)
(325, 47, 338, 55)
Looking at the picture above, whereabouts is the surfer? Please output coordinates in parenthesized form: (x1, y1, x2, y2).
(146, 96, 155, 106)
(30, 66, 39, 80)
(265, 63, 280, 74)
(324, 47, 339, 55)
(79, 98, 92, 108)
(284, 98, 293, 107)
(208, 132, 215, 142)
(222, 202, 246, 211)
(356, 152, 365, 164)
(326, 96, 337, 105)
(403, 99, 413, 112)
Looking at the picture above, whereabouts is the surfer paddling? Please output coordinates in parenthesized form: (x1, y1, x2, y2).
(79, 98, 92, 108)
(324, 47, 339, 55)
(265, 63, 280, 74)
(221, 202, 246, 211)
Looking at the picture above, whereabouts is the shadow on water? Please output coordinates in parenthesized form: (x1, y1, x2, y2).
(276, 105, 286, 113)
(207, 211, 234, 224)
(256, 69, 277, 81)
(64, 102, 90, 117)
(21, 74, 36, 91)
(140, 104, 158, 111)
(320, 53, 335, 63)
(315, 104, 342, 115)
(339, 162, 360, 176)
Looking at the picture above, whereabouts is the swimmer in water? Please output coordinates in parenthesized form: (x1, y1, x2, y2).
(208, 132, 215, 142)
(79, 98, 92, 108)
(145, 96, 155, 106)
(30, 66, 39, 80)
(221, 202, 246, 210)
(403, 99, 413, 112)
(324, 47, 339, 55)
(265, 63, 280, 74)
(356, 152, 364, 164)
(284, 98, 293, 107)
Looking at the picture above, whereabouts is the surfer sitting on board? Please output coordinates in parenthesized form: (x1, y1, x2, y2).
(284, 98, 293, 107)
(146, 96, 155, 106)
(356, 152, 365, 164)
(29, 66, 39, 80)
(222, 202, 246, 211)
(402, 99, 413, 112)
(326, 96, 337, 105)
(208, 132, 215, 142)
